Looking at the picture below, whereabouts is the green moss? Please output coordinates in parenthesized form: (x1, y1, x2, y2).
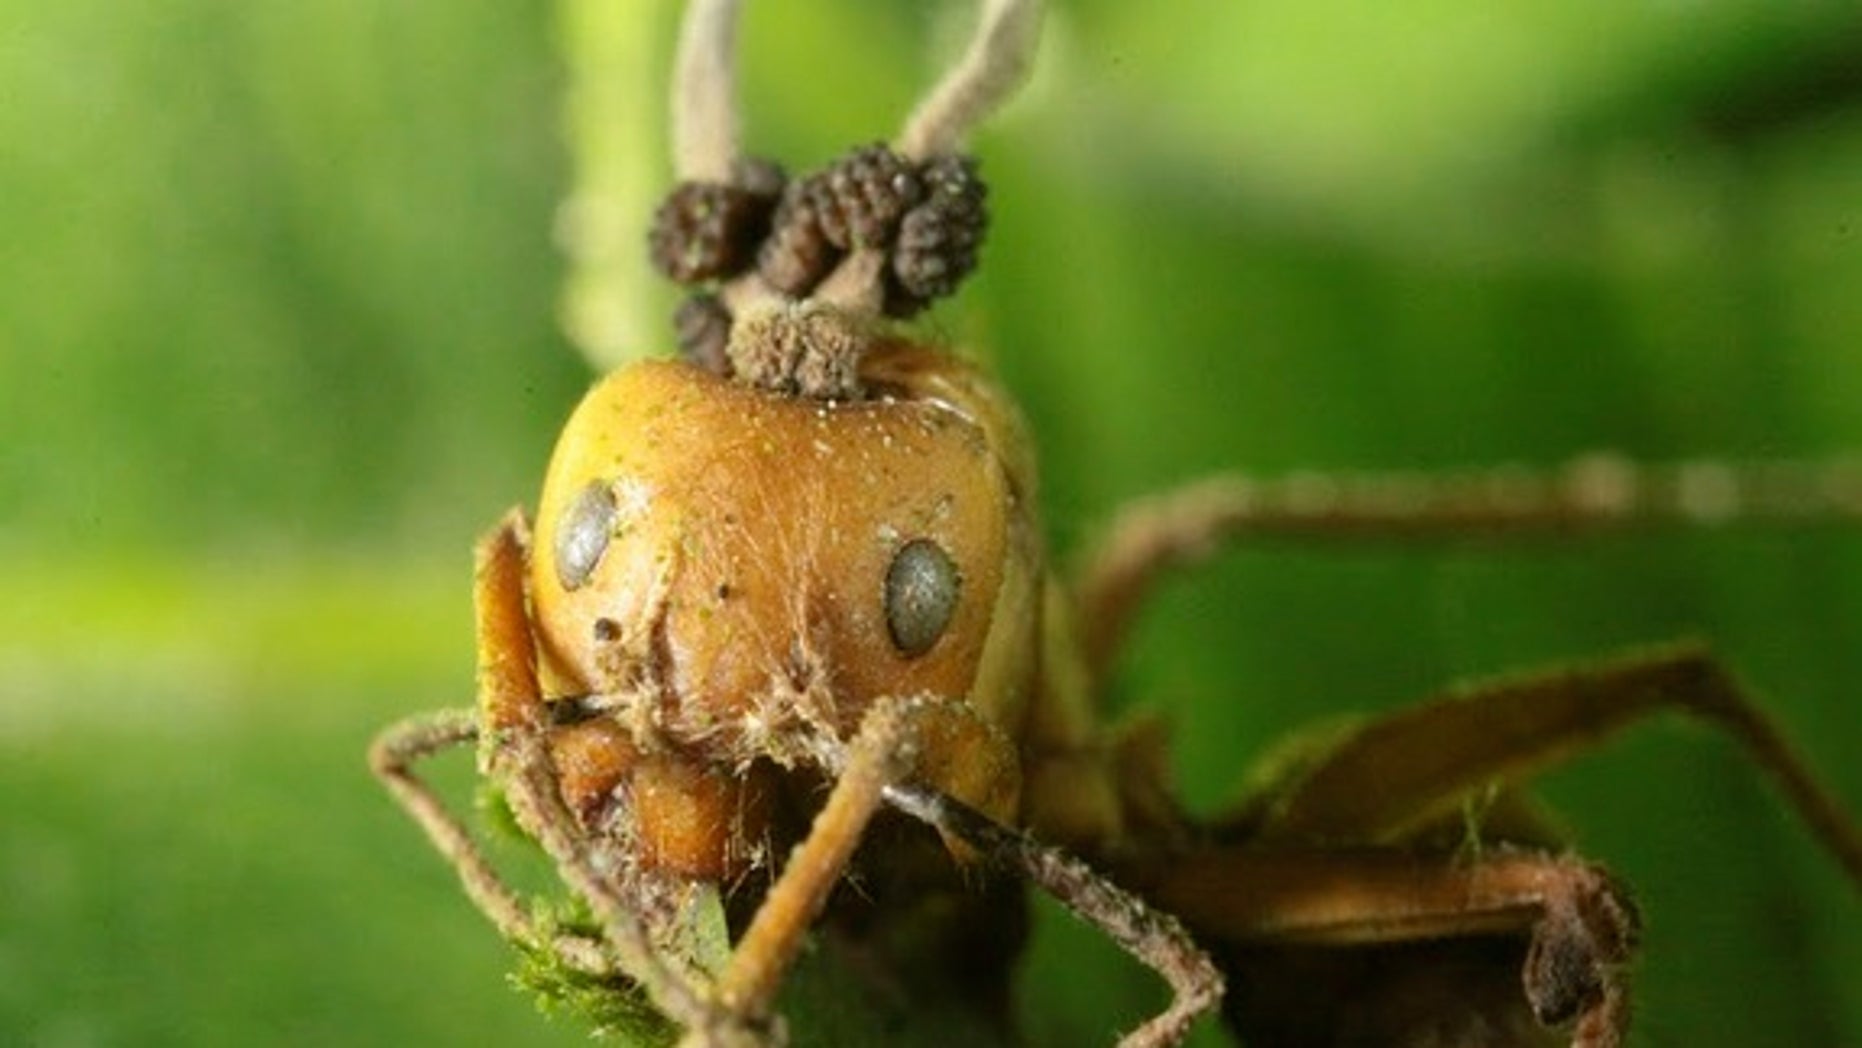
(511, 912, 675, 1045)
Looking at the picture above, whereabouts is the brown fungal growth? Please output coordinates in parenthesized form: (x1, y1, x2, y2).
(673, 293, 733, 375)
(647, 181, 776, 285)
(889, 154, 988, 316)
(642, 0, 1031, 402)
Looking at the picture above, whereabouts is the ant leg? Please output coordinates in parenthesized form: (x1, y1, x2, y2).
(1075, 456, 1862, 674)
(1248, 643, 1862, 885)
(366, 710, 612, 974)
(470, 513, 716, 1029)
(702, 696, 924, 1038)
(473, 509, 547, 740)
(1125, 846, 1638, 1048)
(884, 783, 1223, 1048)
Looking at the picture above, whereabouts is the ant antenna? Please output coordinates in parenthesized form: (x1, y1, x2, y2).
(897, 0, 1045, 161)
(671, 0, 743, 184)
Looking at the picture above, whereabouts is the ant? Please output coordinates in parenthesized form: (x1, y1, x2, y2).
(371, 2, 1862, 1045)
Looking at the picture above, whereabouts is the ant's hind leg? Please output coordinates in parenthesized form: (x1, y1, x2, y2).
(1075, 457, 1862, 676)
(1126, 845, 1639, 1048)
(1250, 642, 1862, 885)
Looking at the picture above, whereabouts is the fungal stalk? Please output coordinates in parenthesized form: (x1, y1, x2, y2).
(897, 0, 1045, 161)
(671, 0, 743, 184)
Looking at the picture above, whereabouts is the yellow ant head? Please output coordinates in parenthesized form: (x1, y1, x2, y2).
(527, 341, 1043, 778)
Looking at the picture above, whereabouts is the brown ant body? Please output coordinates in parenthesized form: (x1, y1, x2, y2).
(371, 3, 1862, 1044)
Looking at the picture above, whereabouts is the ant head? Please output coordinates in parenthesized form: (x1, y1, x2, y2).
(527, 343, 1042, 757)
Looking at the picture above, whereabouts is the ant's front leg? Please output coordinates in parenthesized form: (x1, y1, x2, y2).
(682, 696, 928, 1046)
(883, 782, 1224, 1048)
(368, 511, 625, 980)
(469, 511, 723, 1034)
(368, 709, 617, 973)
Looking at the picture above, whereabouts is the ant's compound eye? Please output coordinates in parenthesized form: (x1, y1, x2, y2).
(554, 479, 617, 591)
(884, 538, 960, 658)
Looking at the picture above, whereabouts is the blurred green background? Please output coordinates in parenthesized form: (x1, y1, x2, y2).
(4, 1, 1861, 1045)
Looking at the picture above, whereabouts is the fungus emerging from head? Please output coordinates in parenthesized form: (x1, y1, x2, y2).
(641, 0, 1036, 399)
